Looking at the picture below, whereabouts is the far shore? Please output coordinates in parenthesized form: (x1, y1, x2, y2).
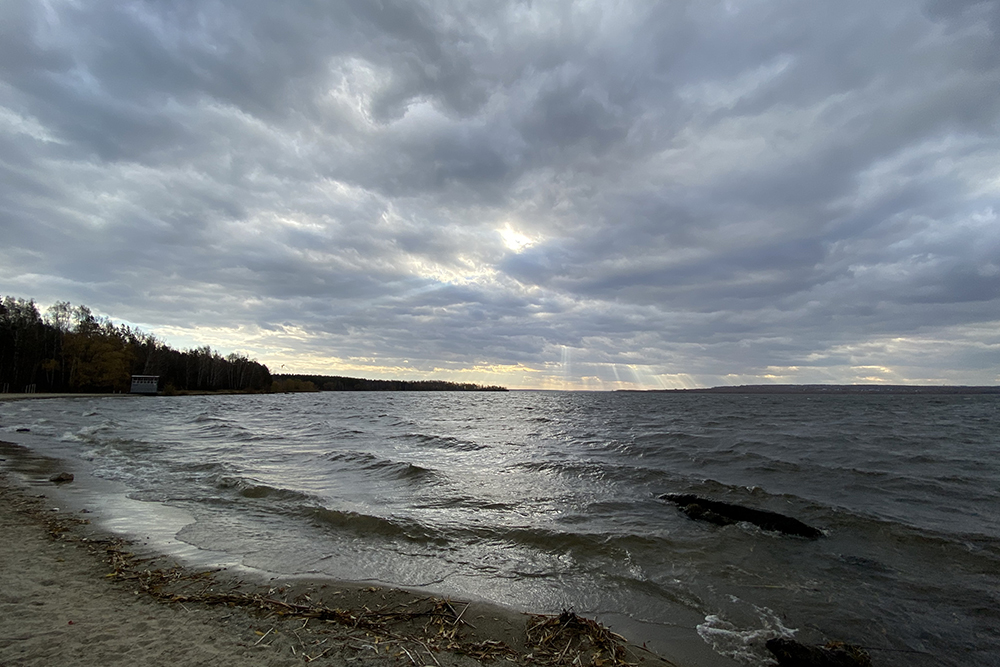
(0, 392, 133, 401)
(0, 390, 264, 401)
(5, 383, 999, 403)
(619, 383, 1000, 394)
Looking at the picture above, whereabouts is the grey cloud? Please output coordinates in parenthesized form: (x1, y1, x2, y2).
(518, 74, 629, 153)
(1, 0, 998, 387)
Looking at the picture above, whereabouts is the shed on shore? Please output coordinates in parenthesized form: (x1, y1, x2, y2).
(130, 375, 159, 395)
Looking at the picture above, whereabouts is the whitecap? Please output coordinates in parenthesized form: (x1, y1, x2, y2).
(696, 604, 797, 665)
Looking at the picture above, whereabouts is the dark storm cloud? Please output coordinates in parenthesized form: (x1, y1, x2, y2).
(1, 0, 998, 387)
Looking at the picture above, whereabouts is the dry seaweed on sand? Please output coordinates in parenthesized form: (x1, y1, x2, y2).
(108, 557, 655, 666)
(87, 535, 655, 666)
(93, 542, 528, 661)
(525, 610, 643, 667)
(12, 481, 671, 667)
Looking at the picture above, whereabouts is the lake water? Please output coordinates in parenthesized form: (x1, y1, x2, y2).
(2, 391, 998, 666)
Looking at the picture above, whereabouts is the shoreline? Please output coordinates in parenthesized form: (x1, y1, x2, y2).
(0, 393, 133, 402)
(0, 391, 261, 401)
(0, 465, 687, 667)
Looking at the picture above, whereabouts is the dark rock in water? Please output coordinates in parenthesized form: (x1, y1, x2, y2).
(49, 472, 74, 483)
(660, 493, 823, 538)
(16, 427, 30, 432)
(766, 638, 872, 667)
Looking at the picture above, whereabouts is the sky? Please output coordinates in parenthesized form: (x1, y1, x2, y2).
(1, 0, 999, 390)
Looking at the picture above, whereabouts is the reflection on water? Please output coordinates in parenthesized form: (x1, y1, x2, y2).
(2, 392, 999, 667)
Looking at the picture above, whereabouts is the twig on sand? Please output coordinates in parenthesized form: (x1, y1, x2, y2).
(305, 645, 333, 662)
(446, 600, 475, 628)
(399, 644, 418, 665)
(253, 627, 273, 646)
(417, 639, 442, 667)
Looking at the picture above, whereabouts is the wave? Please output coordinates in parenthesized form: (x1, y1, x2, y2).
(212, 475, 319, 505)
(396, 432, 487, 451)
(192, 419, 251, 437)
(193, 413, 230, 424)
(513, 459, 678, 487)
(447, 522, 678, 566)
(306, 506, 444, 544)
(412, 496, 520, 512)
(697, 604, 797, 665)
(324, 451, 437, 481)
(8, 391, 998, 667)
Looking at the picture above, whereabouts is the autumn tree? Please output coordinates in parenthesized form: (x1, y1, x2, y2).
(1, 295, 272, 394)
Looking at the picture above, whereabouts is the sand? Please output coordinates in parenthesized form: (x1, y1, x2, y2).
(0, 468, 684, 667)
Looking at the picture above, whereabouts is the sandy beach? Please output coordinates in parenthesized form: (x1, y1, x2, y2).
(0, 467, 682, 667)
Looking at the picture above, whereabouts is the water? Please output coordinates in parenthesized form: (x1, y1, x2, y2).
(2, 391, 998, 666)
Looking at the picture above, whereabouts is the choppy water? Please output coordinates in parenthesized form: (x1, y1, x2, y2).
(2, 391, 998, 666)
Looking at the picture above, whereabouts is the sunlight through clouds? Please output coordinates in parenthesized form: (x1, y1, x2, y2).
(1, 0, 998, 388)
(498, 224, 537, 253)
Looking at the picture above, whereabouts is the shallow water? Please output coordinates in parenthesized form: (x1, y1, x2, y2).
(2, 391, 998, 666)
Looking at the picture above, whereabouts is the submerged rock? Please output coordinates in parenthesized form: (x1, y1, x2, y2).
(49, 472, 74, 483)
(660, 493, 823, 538)
(766, 638, 872, 667)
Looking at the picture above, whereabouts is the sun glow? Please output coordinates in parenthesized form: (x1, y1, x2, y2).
(498, 224, 536, 253)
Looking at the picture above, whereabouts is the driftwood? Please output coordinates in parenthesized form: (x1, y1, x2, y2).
(766, 638, 872, 666)
(660, 494, 822, 538)
(525, 610, 632, 667)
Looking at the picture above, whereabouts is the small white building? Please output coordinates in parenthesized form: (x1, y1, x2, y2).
(130, 375, 159, 395)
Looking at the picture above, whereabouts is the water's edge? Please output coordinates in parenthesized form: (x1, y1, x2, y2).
(0, 432, 740, 667)
(3, 392, 998, 667)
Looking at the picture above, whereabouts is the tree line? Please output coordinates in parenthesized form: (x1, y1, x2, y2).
(1, 295, 508, 395)
(272, 374, 507, 392)
(0, 296, 272, 394)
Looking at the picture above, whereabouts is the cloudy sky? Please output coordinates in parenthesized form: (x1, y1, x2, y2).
(2, 0, 998, 389)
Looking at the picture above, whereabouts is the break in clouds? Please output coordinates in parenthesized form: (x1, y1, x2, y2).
(1, 0, 998, 388)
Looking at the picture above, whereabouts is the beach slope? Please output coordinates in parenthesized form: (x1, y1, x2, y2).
(0, 472, 680, 667)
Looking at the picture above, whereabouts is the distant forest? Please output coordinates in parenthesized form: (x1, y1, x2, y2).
(1, 296, 507, 395)
(272, 374, 507, 392)
(0, 296, 271, 394)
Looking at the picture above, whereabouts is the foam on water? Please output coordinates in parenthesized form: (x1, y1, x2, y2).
(697, 603, 797, 665)
(2, 391, 998, 667)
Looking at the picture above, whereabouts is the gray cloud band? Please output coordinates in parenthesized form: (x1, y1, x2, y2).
(1, 0, 998, 387)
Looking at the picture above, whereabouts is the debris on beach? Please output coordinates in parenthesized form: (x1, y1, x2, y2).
(96, 552, 649, 666)
(660, 493, 823, 538)
(5, 475, 672, 667)
(95, 542, 648, 666)
(49, 472, 74, 483)
(525, 610, 636, 667)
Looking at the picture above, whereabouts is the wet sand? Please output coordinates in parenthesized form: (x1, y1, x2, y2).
(0, 468, 685, 667)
